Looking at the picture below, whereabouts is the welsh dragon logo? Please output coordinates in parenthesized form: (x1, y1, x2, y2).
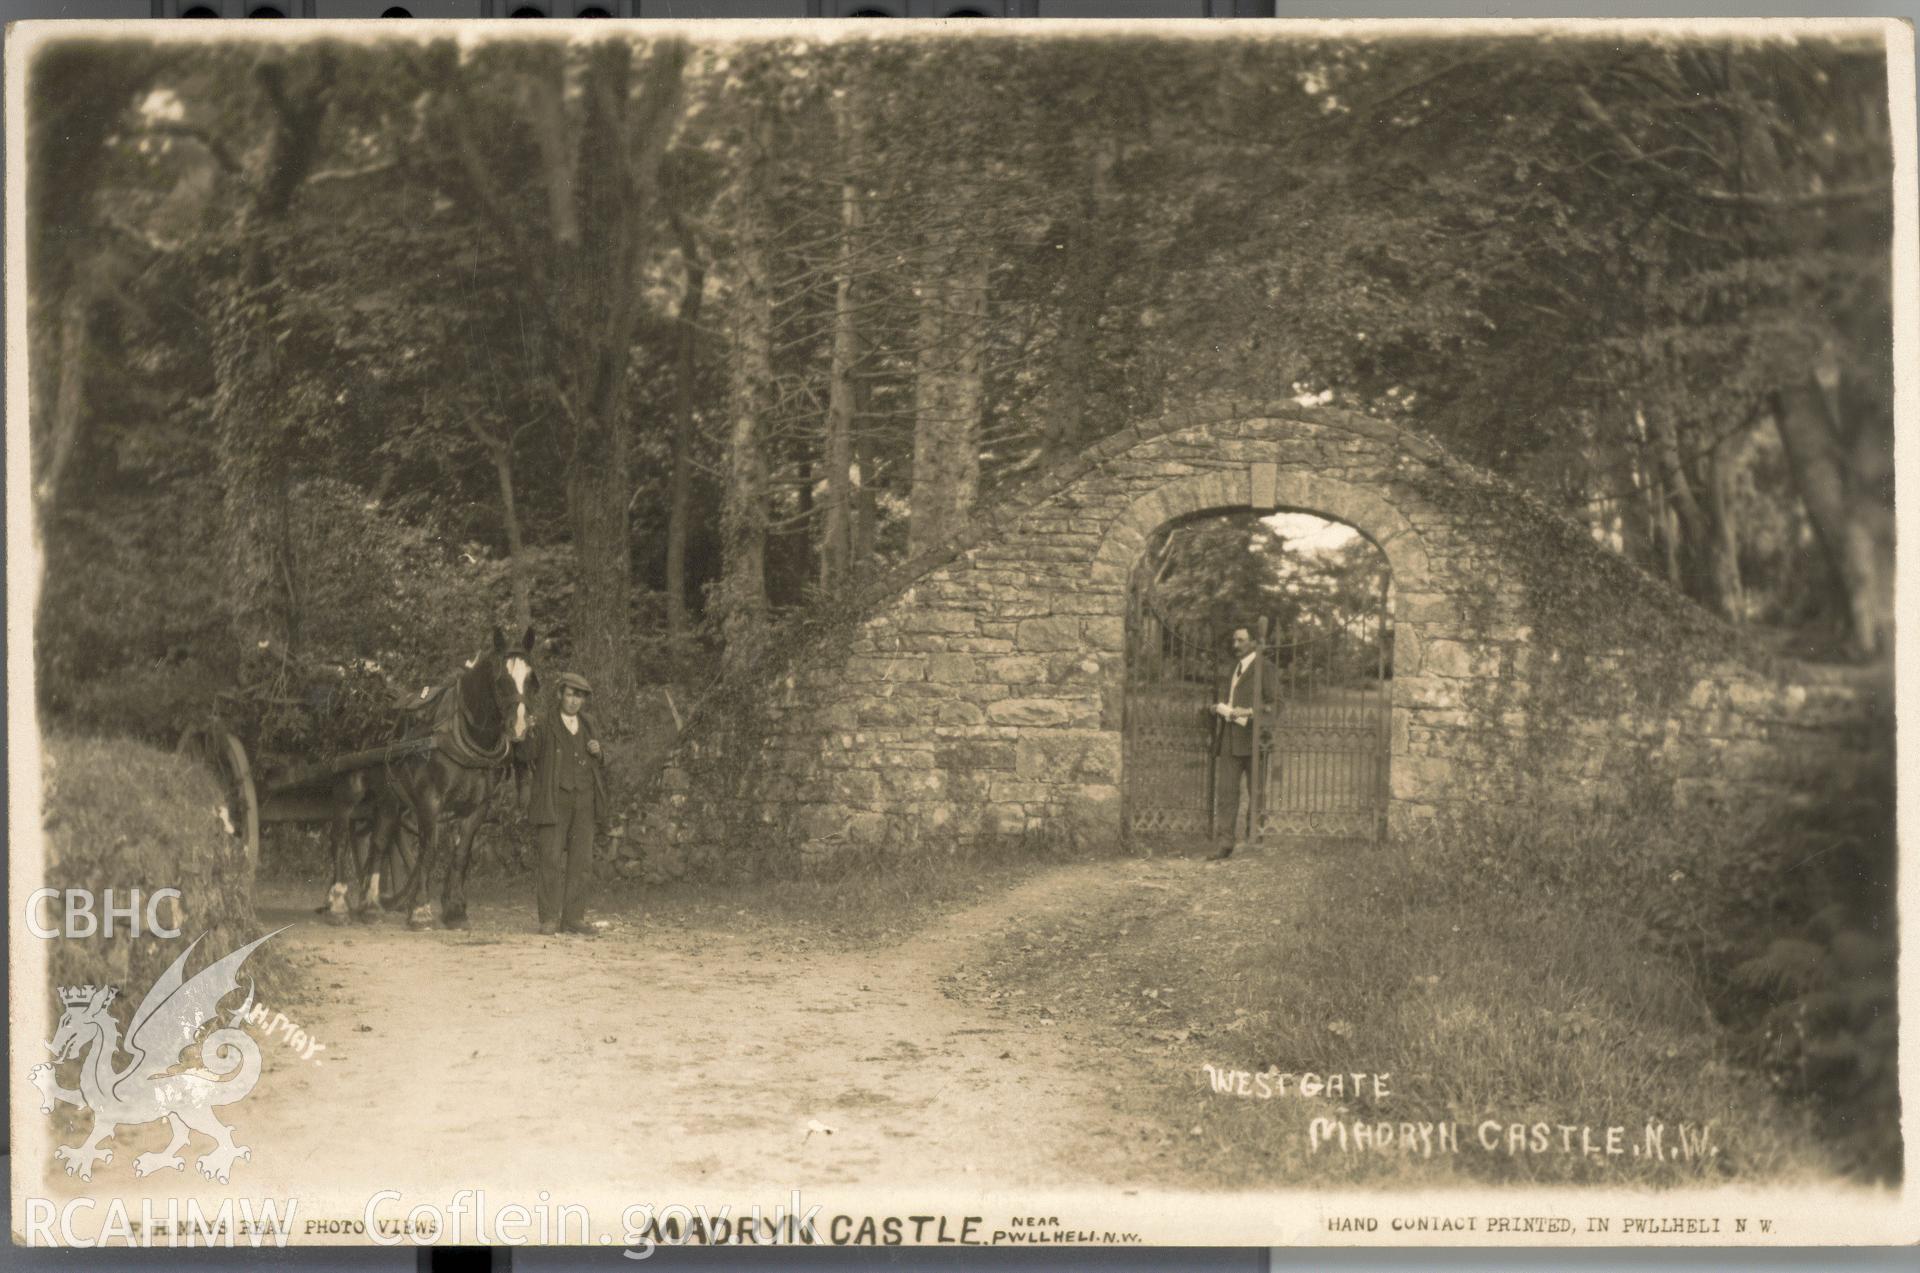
(28, 929, 284, 1184)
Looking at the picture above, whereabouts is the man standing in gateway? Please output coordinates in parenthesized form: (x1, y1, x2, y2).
(1211, 626, 1278, 861)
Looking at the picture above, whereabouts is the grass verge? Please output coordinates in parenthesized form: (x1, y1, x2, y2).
(955, 834, 1842, 1188)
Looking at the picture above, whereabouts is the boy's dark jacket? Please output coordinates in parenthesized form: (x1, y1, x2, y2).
(523, 710, 607, 827)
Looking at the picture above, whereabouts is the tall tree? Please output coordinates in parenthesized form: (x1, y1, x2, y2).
(216, 52, 337, 677)
(435, 37, 689, 708)
(906, 229, 987, 559)
(665, 214, 706, 643)
(718, 104, 776, 668)
(818, 92, 864, 590)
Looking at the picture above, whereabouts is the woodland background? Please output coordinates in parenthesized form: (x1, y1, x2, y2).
(28, 29, 1894, 742)
(20, 27, 1902, 1183)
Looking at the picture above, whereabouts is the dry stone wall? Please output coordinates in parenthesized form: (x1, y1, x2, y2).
(644, 397, 1881, 877)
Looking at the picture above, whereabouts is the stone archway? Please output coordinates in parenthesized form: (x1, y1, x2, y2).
(1096, 468, 1422, 848)
(655, 400, 1870, 876)
(1120, 496, 1398, 849)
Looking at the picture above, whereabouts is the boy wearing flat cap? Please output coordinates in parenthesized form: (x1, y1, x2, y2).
(525, 670, 608, 935)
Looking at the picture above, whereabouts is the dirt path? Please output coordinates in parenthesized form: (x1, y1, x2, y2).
(180, 858, 1219, 1203)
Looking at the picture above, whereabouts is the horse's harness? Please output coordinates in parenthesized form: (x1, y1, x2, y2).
(387, 652, 528, 775)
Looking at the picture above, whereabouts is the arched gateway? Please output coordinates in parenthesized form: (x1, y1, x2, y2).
(654, 398, 1875, 874)
(1123, 504, 1394, 848)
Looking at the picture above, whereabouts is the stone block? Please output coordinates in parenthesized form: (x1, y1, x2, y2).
(1067, 696, 1106, 729)
(880, 769, 946, 800)
(830, 770, 881, 803)
(935, 701, 987, 727)
(845, 656, 927, 683)
(1016, 617, 1082, 652)
(948, 638, 1017, 655)
(1399, 591, 1461, 625)
(855, 701, 914, 728)
(1050, 589, 1123, 616)
(1015, 730, 1122, 783)
(935, 741, 1019, 771)
(1396, 630, 1424, 677)
(871, 749, 935, 770)
(1082, 616, 1125, 650)
(925, 653, 978, 683)
(1045, 653, 1107, 685)
(1423, 639, 1499, 679)
(1391, 754, 1454, 800)
(947, 772, 994, 804)
(984, 803, 1028, 836)
(983, 655, 1049, 683)
(986, 698, 1074, 727)
(791, 805, 847, 843)
(899, 610, 978, 635)
(1063, 783, 1123, 845)
(846, 812, 890, 845)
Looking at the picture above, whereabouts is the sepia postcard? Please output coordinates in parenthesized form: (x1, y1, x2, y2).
(7, 15, 1916, 1253)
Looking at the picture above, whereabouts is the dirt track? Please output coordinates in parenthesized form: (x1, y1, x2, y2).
(222, 860, 1195, 1199)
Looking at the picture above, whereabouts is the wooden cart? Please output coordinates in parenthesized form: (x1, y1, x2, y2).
(177, 726, 434, 904)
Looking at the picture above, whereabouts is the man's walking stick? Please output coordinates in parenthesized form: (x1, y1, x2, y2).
(1206, 708, 1221, 841)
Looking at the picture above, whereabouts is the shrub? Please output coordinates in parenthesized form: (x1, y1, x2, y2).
(36, 733, 287, 1012)
(1417, 741, 1899, 1180)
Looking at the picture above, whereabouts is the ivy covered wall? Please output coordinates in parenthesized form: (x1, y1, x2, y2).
(641, 396, 1882, 878)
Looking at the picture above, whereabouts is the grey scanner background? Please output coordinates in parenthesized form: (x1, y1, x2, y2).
(0, 0, 1912, 1268)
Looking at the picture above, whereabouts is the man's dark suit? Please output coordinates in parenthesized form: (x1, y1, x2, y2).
(525, 711, 607, 931)
(1212, 652, 1280, 849)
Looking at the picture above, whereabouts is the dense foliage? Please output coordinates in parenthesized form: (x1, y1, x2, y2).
(27, 30, 1895, 746)
(1143, 511, 1393, 683)
(1420, 725, 1898, 1180)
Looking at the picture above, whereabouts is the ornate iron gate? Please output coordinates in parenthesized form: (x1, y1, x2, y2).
(1255, 615, 1392, 843)
(1121, 597, 1219, 842)
(1123, 583, 1392, 847)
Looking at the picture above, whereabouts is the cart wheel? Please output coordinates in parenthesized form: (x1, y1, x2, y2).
(178, 726, 260, 873)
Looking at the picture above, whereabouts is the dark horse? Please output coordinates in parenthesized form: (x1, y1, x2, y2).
(322, 626, 536, 930)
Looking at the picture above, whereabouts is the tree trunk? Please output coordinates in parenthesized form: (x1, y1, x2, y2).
(1772, 378, 1892, 656)
(850, 363, 877, 574)
(1044, 138, 1118, 464)
(217, 57, 335, 679)
(490, 442, 534, 634)
(1647, 410, 1742, 618)
(1609, 435, 1653, 568)
(568, 441, 633, 705)
(720, 109, 776, 671)
(554, 40, 687, 713)
(820, 100, 862, 591)
(1703, 434, 1745, 622)
(908, 237, 987, 558)
(666, 236, 704, 643)
(1733, 60, 1892, 655)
